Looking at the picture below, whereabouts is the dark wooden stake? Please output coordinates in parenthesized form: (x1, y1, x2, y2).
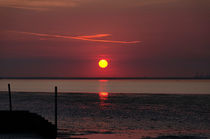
(8, 84, 12, 111)
(55, 86, 57, 137)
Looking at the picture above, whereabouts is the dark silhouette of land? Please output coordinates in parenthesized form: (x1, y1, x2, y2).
(0, 111, 56, 139)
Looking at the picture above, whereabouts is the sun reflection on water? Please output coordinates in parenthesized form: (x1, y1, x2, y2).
(98, 80, 110, 108)
(98, 92, 110, 108)
(99, 92, 109, 100)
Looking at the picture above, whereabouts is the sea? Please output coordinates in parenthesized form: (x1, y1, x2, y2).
(0, 79, 210, 139)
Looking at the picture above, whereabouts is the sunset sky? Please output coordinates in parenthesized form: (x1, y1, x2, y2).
(0, 0, 210, 77)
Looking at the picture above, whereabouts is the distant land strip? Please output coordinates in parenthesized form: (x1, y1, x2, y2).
(0, 77, 210, 80)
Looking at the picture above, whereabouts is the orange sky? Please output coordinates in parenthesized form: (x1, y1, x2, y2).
(0, 0, 210, 77)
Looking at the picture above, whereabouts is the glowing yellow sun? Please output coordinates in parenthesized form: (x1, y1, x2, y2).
(98, 59, 108, 68)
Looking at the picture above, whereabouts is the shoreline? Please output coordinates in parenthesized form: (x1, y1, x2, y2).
(0, 91, 210, 95)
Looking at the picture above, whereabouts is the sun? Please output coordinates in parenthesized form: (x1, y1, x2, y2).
(98, 59, 108, 68)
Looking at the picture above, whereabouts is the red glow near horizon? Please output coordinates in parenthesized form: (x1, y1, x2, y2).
(99, 80, 108, 82)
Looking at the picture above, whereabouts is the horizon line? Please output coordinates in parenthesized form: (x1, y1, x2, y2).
(0, 77, 210, 80)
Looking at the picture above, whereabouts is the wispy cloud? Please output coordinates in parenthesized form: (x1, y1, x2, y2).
(0, 0, 180, 11)
(0, 0, 77, 11)
(135, 0, 179, 6)
(11, 31, 141, 44)
(76, 34, 111, 39)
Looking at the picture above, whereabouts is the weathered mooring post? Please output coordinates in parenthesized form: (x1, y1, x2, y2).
(55, 86, 58, 137)
(8, 84, 12, 111)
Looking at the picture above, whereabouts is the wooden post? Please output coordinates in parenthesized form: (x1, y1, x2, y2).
(55, 86, 57, 137)
(8, 84, 12, 111)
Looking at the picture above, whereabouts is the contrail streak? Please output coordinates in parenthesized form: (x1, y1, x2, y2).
(12, 31, 141, 44)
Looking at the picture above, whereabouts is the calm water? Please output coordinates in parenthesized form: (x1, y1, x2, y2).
(0, 79, 210, 94)
(0, 79, 210, 139)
